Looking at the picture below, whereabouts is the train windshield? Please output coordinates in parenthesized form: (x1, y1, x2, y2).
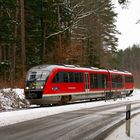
(25, 71, 50, 90)
(27, 71, 50, 81)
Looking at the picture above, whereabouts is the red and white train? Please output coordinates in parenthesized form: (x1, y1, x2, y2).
(25, 64, 134, 105)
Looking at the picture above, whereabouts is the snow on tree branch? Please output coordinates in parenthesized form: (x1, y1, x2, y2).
(45, 1, 111, 40)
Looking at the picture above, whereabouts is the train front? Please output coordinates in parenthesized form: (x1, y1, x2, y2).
(24, 65, 51, 102)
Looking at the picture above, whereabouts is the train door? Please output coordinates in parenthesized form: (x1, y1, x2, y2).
(123, 75, 125, 90)
(107, 71, 112, 93)
(84, 73, 89, 93)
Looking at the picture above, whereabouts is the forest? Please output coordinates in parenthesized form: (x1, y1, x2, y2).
(0, 0, 140, 88)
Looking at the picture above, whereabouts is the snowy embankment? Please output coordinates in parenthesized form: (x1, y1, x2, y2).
(0, 89, 140, 127)
(0, 89, 29, 111)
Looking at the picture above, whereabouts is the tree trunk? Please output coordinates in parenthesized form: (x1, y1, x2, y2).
(10, 1, 18, 87)
(19, 0, 26, 78)
(57, 1, 63, 63)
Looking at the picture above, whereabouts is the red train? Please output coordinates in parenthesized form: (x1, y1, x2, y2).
(25, 64, 134, 105)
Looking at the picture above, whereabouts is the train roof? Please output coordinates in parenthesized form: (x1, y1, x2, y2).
(108, 70, 132, 75)
(28, 64, 132, 75)
(28, 64, 107, 72)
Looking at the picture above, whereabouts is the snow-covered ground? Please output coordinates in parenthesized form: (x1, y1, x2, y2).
(0, 89, 140, 127)
(105, 114, 140, 140)
(0, 88, 29, 111)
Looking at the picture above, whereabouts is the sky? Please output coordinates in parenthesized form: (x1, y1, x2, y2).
(113, 0, 140, 50)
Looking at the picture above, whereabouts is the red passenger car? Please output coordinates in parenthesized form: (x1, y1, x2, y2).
(25, 64, 134, 105)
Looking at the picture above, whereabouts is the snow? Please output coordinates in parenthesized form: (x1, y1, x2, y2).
(0, 89, 29, 111)
(0, 89, 140, 128)
(0, 88, 140, 139)
(105, 114, 140, 140)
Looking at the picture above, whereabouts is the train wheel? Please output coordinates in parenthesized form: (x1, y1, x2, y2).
(61, 95, 71, 104)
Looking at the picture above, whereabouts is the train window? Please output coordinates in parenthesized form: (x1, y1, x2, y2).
(98, 75, 103, 88)
(112, 74, 123, 88)
(80, 73, 84, 82)
(94, 74, 98, 88)
(91, 74, 99, 88)
(52, 73, 58, 83)
(75, 73, 79, 82)
(52, 72, 63, 83)
(102, 75, 108, 88)
(90, 74, 94, 88)
(125, 76, 134, 83)
(63, 72, 69, 82)
(117, 75, 123, 88)
(90, 74, 108, 89)
(74, 72, 83, 83)
(97, 75, 108, 88)
(39, 71, 50, 81)
(112, 75, 116, 88)
(52, 72, 84, 83)
(27, 71, 50, 81)
(69, 72, 74, 82)
(29, 72, 36, 80)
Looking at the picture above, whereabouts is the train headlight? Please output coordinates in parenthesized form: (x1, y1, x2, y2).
(40, 86, 44, 89)
(26, 87, 29, 90)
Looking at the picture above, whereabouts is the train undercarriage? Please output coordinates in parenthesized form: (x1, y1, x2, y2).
(25, 90, 133, 105)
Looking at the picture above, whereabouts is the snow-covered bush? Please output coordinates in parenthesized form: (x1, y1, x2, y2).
(0, 89, 29, 111)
